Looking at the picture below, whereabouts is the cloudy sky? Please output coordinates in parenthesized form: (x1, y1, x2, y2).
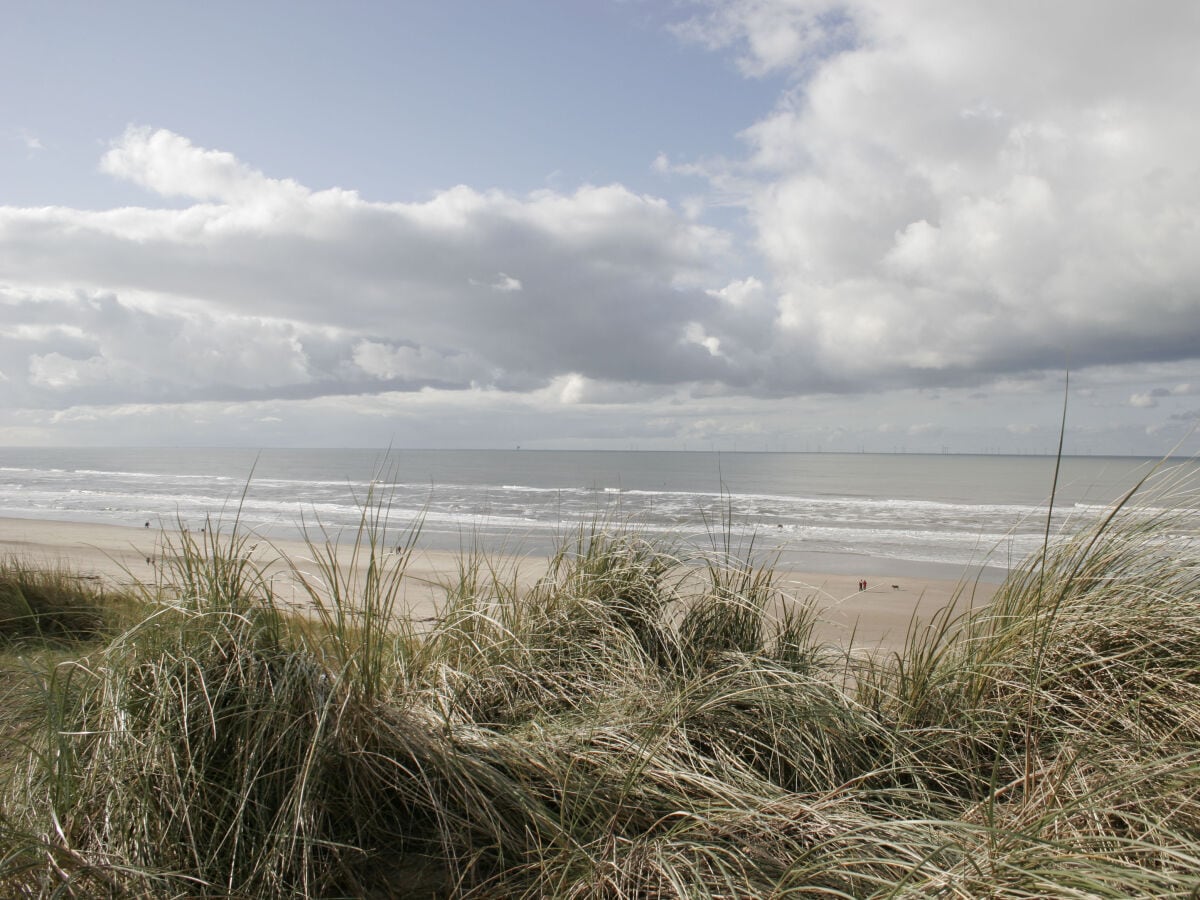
(2, 1, 1198, 455)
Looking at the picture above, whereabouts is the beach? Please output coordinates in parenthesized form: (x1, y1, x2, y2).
(0, 515, 997, 651)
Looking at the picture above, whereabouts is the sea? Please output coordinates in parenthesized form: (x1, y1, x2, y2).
(1, 448, 1195, 582)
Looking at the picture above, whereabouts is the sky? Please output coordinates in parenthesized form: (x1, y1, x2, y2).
(2, 0, 1198, 456)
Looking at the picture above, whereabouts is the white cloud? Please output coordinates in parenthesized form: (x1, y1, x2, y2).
(556, 373, 587, 405)
(652, 152, 718, 180)
(707, 276, 764, 308)
(678, 1, 1200, 388)
(352, 340, 486, 387)
(491, 273, 522, 293)
(18, 129, 44, 153)
(907, 422, 941, 436)
(683, 322, 723, 357)
(469, 272, 523, 293)
(100, 126, 304, 204)
(0, 128, 736, 410)
(540, 373, 673, 407)
(28, 352, 118, 389)
(673, 1, 853, 78)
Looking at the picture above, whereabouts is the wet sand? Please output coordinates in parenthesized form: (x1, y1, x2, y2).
(0, 516, 998, 651)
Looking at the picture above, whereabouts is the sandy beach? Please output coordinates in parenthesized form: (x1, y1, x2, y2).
(0, 515, 997, 651)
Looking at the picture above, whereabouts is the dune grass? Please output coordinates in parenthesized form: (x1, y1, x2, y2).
(0, 556, 141, 647)
(0, 474, 1198, 897)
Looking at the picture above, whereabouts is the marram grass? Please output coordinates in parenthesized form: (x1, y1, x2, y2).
(0, 479, 1198, 898)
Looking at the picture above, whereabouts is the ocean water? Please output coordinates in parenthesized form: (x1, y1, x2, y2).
(0, 448, 1194, 580)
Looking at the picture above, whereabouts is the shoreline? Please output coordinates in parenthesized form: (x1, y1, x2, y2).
(0, 515, 999, 651)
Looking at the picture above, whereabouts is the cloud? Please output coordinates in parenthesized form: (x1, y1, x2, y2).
(351, 339, 486, 388)
(0, 287, 325, 406)
(28, 352, 121, 389)
(0, 127, 739, 410)
(678, 0, 1200, 389)
(907, 422, 941, 436)
(100, 126, 302, 204)
(469, 272, 523, 293)
(673, 1, 855, 78)
(17, 129, 44, 154)
(5, 0, 1200, 453)
(1128, 386, 1187, 409)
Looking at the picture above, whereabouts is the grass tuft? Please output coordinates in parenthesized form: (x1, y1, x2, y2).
(0, 557, 129, 646)
(1, 474, 1198, 897)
